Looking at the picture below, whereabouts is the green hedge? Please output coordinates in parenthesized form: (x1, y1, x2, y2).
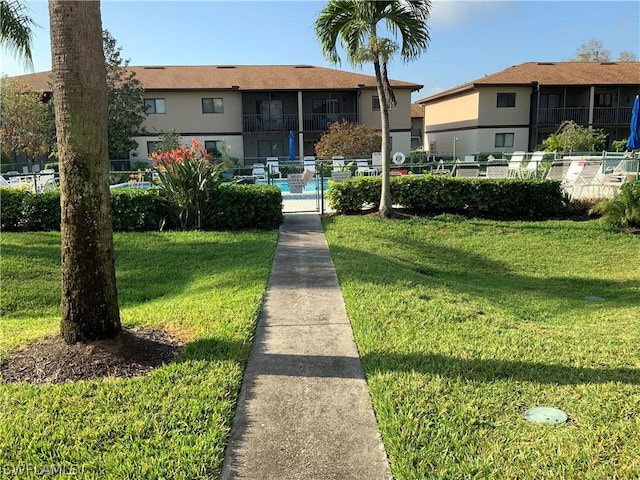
(0, 188, 29, 231)
(327, 175, 565, 219)
(0, 185, 283, 232)
(206, 184, 283, 230)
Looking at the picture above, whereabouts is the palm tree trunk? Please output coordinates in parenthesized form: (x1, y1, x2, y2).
(49, 0, 121, 344)
(374, 59, 392, 217)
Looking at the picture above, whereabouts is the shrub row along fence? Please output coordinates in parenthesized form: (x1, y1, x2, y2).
(0, 185, 283, 232)
(327, 175, 567, 219)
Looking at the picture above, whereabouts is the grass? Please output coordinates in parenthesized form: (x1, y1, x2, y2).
(323, 214, 640, 480)
(0, 230, 278, 479)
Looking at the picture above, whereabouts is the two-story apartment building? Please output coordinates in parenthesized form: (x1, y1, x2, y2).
(15, 65, 422, 164)
(415, 62, 640, 158)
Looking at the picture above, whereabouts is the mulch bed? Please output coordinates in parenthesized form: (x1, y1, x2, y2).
(0, 327, 185, 385)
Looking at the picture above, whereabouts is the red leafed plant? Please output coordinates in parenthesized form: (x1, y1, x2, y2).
(150, 139, 226, 230)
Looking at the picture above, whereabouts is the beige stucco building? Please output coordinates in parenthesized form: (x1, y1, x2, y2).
(15, 65, 421, 165)
(415, 61, 640, 159)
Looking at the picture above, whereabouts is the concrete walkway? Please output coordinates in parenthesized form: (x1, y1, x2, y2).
(220, 213, 392, 480)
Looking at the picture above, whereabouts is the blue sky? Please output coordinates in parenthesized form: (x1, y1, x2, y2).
(1, 1, 638, 101)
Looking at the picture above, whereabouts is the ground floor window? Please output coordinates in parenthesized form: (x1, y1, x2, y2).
(495, 133, 514, 148)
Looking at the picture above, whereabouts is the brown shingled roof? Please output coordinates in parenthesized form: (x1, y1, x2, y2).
(411, 103, 424, 118)
(11, 65, 422, 93)
(416, 61, 640, 104)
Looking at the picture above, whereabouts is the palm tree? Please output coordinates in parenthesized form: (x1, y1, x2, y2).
(49, 0, 121, 343)
(0, 0, 36, 70)
(315, 0, 431, 217)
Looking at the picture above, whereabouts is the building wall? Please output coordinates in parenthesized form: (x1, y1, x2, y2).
(358, 89, 413, 154)
(424, 87, 532, 157)
(142, 91, 243, 134)
(131, 134, 244, 163)
(358, 89, 413, 130)
(477, 86, 531, 126)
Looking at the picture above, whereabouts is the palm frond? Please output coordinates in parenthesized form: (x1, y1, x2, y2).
(0, 0, 37, 70)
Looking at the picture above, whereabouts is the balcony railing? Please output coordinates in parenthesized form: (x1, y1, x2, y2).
(532, 107, 589, 125)
(593, 107, 631, 125)
(532, 107, 632, 126)
(303, 113, 358, 131)
(242, 112, 360, 133)
(243, 114, 298, 133)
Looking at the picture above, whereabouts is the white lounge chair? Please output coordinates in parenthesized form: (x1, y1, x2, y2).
(507, 151, 526, 177)
(520, 151, 545, 179)
(372, 152, 382, 174)
(303, 156, 316, 174)
(356, 159, 377, 176)
(332, 156, 345, 171)
(545, 161, 569, 182)
(251, 163, 266, 180)
(266, 157, 281, 178)
(568, 160, 603, 199)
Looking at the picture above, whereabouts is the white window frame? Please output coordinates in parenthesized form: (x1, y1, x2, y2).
(145, 98, 166, 114)
(202, 98, 224, 114)
(495, 133, 514, 148)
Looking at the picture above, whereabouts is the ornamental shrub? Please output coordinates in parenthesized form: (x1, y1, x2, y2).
(591, 180, 640, 230)
(328, 175, 565, 219)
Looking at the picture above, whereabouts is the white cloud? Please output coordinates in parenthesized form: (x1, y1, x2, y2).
(430, 0, 513, 28)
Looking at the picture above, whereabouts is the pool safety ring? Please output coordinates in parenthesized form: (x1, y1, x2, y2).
(392, 152, 406, 165)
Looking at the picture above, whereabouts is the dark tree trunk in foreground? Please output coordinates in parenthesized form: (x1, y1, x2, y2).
(49, 0, 120, 343)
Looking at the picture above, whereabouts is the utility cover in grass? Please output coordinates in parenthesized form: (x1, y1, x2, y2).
(524, 406, 568, 424)
(584, 295, 605, 301)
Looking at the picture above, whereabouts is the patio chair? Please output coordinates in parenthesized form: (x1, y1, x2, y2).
(36, 169, 58, 192)
(507, 151, 526, 177)
(332, 156, 345, 171)
(545, 161, 569, 182)
(432, 159, 451, 176)
(521, 151, 545, 179)
(251, 163, 266, 180)
(356, 159, 377, 176)
(266, 157, 281, 178)
(372, 152, 382, 174)
(303, 156, 316, 174)
(569, 160, 603, 199)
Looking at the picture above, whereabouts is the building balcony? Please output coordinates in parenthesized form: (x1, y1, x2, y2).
(593, 107, 632, 125)
(303, 113, 358, 132)
(532, 106, 632, 126)
(532, 107, 589, 125)
(243, 114, 298, 133)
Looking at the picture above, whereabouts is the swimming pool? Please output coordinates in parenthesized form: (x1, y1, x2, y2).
(258, 178, 329, 194)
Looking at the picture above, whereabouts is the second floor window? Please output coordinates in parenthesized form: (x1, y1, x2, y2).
(372, 96, 380, 111)
(144, 98, 166, 114)
(202, 98, 224, 114)
(495, 133, 514, 148)
(497, 93, 516, 108)
(595, 93, 612, 107)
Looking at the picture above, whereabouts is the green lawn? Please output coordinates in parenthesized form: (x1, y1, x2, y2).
(0, 230, 278, 479)
(323, 214, 640, 480)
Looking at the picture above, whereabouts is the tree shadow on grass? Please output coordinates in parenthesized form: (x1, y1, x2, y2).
(361, 351, 640, 385)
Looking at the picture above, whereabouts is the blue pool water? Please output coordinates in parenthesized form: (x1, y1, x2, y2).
(258, 178, 329, 193)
